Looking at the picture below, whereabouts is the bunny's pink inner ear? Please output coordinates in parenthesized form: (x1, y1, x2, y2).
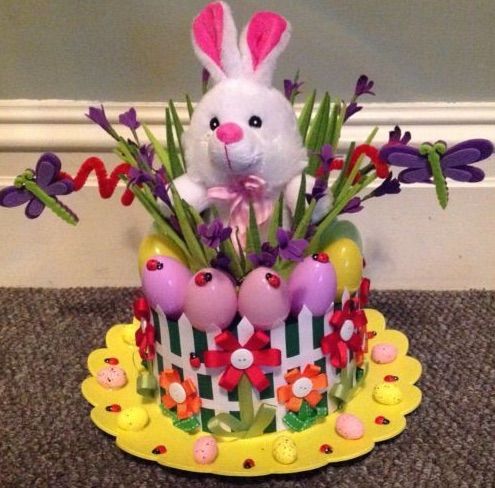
(192, 2, 225, 70)
(246, 12, 288, 71)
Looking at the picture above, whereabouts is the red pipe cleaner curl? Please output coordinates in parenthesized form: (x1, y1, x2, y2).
(59, 157, 135, 206)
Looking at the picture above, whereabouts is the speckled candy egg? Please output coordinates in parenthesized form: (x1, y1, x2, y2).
(288, 253, 337, 316)
(373, 383, 403, 405)
(141, 255, 192, 319)
(184, 268, 237, 332)
(96, 365, 127, 389)
(371, 343, 398, 364)
(193, 435, 218, 464)
(335, 413, 365, 440)
(117, 406, 149, 431)
(272, 436, 297, 464)
(238, 267, 290, 330)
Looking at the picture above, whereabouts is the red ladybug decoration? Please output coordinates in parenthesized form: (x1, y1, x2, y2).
(152, 445, 167, 455)
(104, 357, 119, 365)
(189, 353, 201, 369)
(105, 404, 122, 413)
(146, 259, 164, 271)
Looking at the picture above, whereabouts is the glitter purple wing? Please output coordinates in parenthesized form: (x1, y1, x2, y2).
(35, 153, 62, 188)
(25, 198, 45, 219)
(0, 187, 32, 207)
(379, 144, 431, 183)
(440, 139, 493, 182)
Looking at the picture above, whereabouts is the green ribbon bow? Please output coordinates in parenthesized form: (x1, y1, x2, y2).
(207, 375, 276, 438)
(329, 360, 369, 407)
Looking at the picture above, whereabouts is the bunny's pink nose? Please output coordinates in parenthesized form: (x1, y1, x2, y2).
(216, 123, 243, 144)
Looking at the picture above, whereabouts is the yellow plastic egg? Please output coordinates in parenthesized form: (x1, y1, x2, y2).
(324, 237, 363, 299)
(373, 383, 403, 405)
(272, 436, 297, 465)
(137, 233, 187, 274)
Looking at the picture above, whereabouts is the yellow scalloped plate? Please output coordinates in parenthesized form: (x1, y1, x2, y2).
(81, 309, 422, 476)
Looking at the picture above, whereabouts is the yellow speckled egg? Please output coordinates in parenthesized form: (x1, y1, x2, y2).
(324, 237, 363, 299)
(138, 234, 187, 275)
(272, 436, 297, 465)
(117, 406, 149, 431)
(373, 383, 403, 405)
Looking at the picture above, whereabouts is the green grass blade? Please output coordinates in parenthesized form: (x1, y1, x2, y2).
(297, 89, 316, 144)
(267, 192, 284, 246)
(166, 108, 184, 179)
(142, 123, 172, 179)
(246, 201, 261, 254)
(306, 92, 331, 175)
(169, 100, 186, 168)
(185, 95, 194, 120)
(292, 173, 306, 231)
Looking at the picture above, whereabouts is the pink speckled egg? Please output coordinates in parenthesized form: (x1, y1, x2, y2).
(371, 343, 398, 364)
(141, 255, 192, 319)
(96, 365, 127, 389)
(335, 413, 365, 440)
(238, 267, 290, 330)
(288, 253, 337, 316)
(193, 435, 218, 464)
(184, 268, 237, 332)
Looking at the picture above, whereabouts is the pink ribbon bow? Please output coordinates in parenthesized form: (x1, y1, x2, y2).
(207, 175, 273, 244)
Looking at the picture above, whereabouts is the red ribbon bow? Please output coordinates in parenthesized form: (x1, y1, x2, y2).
(320, 300, 368, 369)
(203, 330, 281, 392)
(133, 297, 155, 361)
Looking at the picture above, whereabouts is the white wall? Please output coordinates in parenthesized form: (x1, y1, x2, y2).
(1, 0, 494, 288)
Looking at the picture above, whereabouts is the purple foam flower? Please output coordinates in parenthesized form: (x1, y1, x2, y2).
(276, 228, 308, 262)
(306, 177, 327, 202)
(211, 251, 231, 272)
(370, 174, 401, 197)
(139, 144, 155, 168)
(127, 167, 153, 186)
(197, 219, 232, 248)
(153, 169, 171, 206)
(119, 107, 140, 131)
(86, 105, 117, 138)
(0, 153, 74, 219)
(284, 76, 303, 102)
(341, 197, 363, 214)
(319, 144, 334, 168)
(388, 125, 411, 145)
(248, 242, 279, 268)
(354, 75, 375, 97)
(344, 102, 362, 122)
(379, 139, 493, 184)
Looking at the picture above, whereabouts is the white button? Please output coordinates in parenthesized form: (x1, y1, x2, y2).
(340, 320, 355, 341)
(291, 377, 313, 398)
(169, 382, 187, 403)
(230, 348, 254, 370)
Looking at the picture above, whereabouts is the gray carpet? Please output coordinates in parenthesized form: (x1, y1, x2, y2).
(0, 288, 493, 488)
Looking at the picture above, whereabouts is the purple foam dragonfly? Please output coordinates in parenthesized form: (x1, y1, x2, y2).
(379, 139, 493, 184)
(0, 153, 74, 219)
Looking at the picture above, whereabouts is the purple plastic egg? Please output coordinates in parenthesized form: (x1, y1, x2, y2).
(238, 267, 290, 330)
(288, 252, 337, 316)
(184, 268, 237, 332)
(141, 255, 192, 319)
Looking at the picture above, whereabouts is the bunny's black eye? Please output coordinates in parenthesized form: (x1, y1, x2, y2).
(248, 115, 262, 128)
(209, 117, 220, 130)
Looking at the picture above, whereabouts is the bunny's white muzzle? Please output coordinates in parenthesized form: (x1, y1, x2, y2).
(208, 122, 263, 175)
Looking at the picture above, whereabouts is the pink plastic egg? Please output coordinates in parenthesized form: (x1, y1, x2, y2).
(238, 267, 290, 330)
(184, 268, 237, 332)
(288, 253, 337, 316)
(141, 255, 192, 319)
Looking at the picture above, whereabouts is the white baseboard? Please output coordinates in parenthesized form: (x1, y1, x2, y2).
(0, 100, 494, 289)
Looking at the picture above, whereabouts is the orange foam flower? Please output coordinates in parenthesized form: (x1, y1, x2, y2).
(277, 364, 328, 412)
(159, 369, 201, 419)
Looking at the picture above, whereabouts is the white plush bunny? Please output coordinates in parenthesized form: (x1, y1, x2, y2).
(173, 1, 325, 241)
